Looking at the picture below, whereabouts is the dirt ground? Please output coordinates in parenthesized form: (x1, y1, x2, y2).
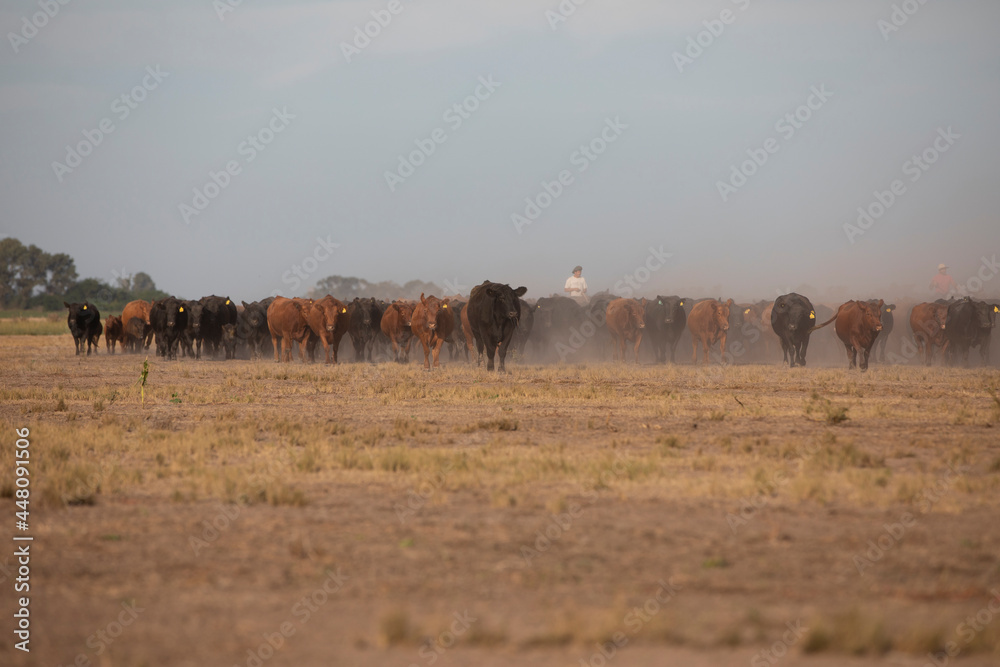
(2, 334, 1000, 667)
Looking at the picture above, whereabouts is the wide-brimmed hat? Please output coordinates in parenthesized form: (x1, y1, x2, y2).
(573, 265, 582, 272)
(938, 263, 948, 270)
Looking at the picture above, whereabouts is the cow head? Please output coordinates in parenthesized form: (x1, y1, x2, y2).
(974, 300, 997, 329)
(654, 296, 687, 325)
(420, 294, 442, 331)
(862, 299, 884, 332)
(167, 300, 184, 330)
(184, 300, 204, 333)
(714, 299, 733, 331)
(485, 284, 527, 320)
(633, 298, 647, 329)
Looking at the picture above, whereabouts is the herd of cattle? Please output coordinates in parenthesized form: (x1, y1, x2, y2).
(61, 284, 999, 371)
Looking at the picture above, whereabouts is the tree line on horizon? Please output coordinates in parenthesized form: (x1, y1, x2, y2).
(0, 237, 169, 312)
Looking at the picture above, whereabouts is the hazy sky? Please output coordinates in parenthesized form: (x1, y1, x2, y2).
(3, 0, 999, 302)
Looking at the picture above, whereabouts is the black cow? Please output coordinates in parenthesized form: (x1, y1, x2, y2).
(239, 299, 272, 360)
(199, 295, 238, 358)
(511, 298, 534, 358)
(945, 297, 996, 367)
(447, 299, 469, 362)
(180, 300, 205, 359)
(64, 301, 102, 355)
(221, 323, 238, 360)
(770, 293, 825, 367)
(347, 297, 383, 362)
(869, 301, 896, 363)
(123, 317, 147, 353)
(532, 296, 585, 362)
(587, 292, 617, 359)
(644, 296, 688, 364)
(149, 297, 188, 360)
(466, 281, 528, 372)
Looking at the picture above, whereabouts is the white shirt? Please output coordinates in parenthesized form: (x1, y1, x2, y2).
(565, 275, 587, 297)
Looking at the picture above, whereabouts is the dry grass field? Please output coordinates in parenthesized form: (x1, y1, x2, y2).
(2, 333, 1000, 667)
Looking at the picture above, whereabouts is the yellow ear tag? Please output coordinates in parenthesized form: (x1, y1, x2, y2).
(341, 308, 346, 313)
(679, 301, 684, 306)
(226, 299, 230, 305)
(82, 305, 87, 310)
(179, 307, 184, 312)
(744, 308, 750, 314)
(442, 304, 448, 309)
(995, 306, 999, 313)
(809, 311, 815, 319)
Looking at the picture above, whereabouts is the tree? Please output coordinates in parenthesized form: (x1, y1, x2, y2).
(131, 272, 156, 293)
(45, 253, 78, 295)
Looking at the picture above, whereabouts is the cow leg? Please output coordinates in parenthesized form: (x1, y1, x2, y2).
(497, 335, 513, 373)
(860, 347, 870, 371)
(633, 333, 642, 364)
(431, 338, 442, 369)
(422, 338, 431, 369)
(485, 336, 496, 371)
(691, 338, 698, 364)
(719, 332, 727, 364)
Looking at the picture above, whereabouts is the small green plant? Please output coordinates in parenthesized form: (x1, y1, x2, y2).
(137, 357, 150, 406)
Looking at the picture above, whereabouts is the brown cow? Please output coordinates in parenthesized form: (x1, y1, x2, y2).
(460, 302, 475, 358)
(411, 293, 454, 369)
(120, 300, 153, 351)
(688, 298, 733, 364)
(104, 316, 123, 354)
(267, 296, 313, 363)
(606, 298, 646, 363)
(305, 295, 350, 364)
(834, 300, 883, 370)
(380, 301, 415, 363)
(909, 302, 950, 365)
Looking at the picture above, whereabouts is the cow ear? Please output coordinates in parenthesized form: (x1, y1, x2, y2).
(64, 301, 71, 309)
(888, 304, 896, 310)
(726, 298, 733, 306)
(514, 286, 527, 297)
(420, 293, 426, 304)
(640, 297, 647, 306)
